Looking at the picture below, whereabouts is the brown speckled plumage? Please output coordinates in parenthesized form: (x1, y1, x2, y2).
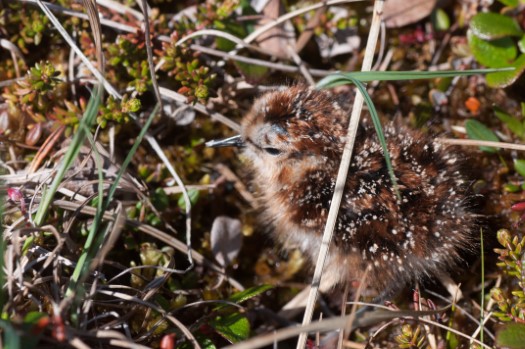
(235, 86, 477, 292)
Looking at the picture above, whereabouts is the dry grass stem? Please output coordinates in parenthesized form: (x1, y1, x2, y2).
(296, 1, 385, 348)
(438, 137, 525, 151)
(176, 29, 265, 55)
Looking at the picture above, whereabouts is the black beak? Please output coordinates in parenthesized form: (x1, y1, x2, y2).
(205, 135, 245, 148)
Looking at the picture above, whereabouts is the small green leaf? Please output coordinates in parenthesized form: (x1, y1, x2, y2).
(178, 335, 217, 349)
(504, 183, 521, 192)
(215, 21, 246, 51)
(151, 188, 169, 211)
(432, 9, 450, 31)
(235, 61, 269, 83)
(197, 336, 217, 349)
(213, 285, 273, 311)
(487, 54, 525, 87)
(24, 311, 47, 324)
(209, 313, 250, 343)
(511, 290, 525, 297)
(447, 331, 459, 349)
(496, 323, 525, 349)
(0, 319, 20, 349)
(177, 189, 200, 210)
(514, 159, 525, 177)
(465, 119, 500, 153)
(495, 107, 524, 138)
(498, 0, 519, 6)
(470, 12, 523, 40)
(468, 30, 517, 68)
(228, 285, 272, 304)
(121, 97, 141, 113)
(22, 235, 35, 255)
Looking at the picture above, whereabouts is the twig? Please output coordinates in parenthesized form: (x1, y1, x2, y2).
(470, 311, 493, 347)
(140, 0, 163, 116)
(96, 289, 201, 349)
(424, 289, 496, 340)
(286, 44, 315, 85)
(96, 0, 144, 20)
(417, 317, 492, 349)
(175, 29, 266, 56)
(159, 86, 241, 132)
(224, 306, 492, 349)
(186, 43, 334, 77)
(28, 125, 65, 174)
(243, 0, 363, 45)
(0, 77, 25, 88)
(214, 164, 255, 205)
(342, 267, 369, 345)
(81, 0, 104, 75)
(371, 21, 386, 72)
(431, 23, 459, 66)
(366, 319, 397, 347)
(0, 39, 25, 77)
(295, 6, 326, 53)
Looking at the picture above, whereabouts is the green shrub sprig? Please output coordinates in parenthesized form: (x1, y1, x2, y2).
(491, 229, 525, 323)
(159, 33, 216, 103)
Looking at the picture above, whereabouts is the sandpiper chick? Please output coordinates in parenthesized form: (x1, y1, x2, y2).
(208, 86, 477, 293)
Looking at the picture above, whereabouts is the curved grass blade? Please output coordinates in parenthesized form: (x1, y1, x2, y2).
(316, 68, 513, 201)
(317, 73, 401, 200)
(316, 68, 515, 88)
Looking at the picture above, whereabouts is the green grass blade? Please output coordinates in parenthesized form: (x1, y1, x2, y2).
(317, 68, 514, 88)
(65, 130, 106, 303)
(106, 103, 160, 204)
(315, 68, 513, 200)
(66, 103, 161, 298)
(33, 86, 103, 226)
(318, 74, 401, 200)
(0, 320, 20, 349)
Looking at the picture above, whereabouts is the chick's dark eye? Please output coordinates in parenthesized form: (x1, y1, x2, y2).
(263, 147, 281, 156)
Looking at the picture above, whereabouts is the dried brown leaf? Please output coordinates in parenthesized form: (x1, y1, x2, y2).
(210, 216, 243, 268)
(383, 0, 437, 28)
